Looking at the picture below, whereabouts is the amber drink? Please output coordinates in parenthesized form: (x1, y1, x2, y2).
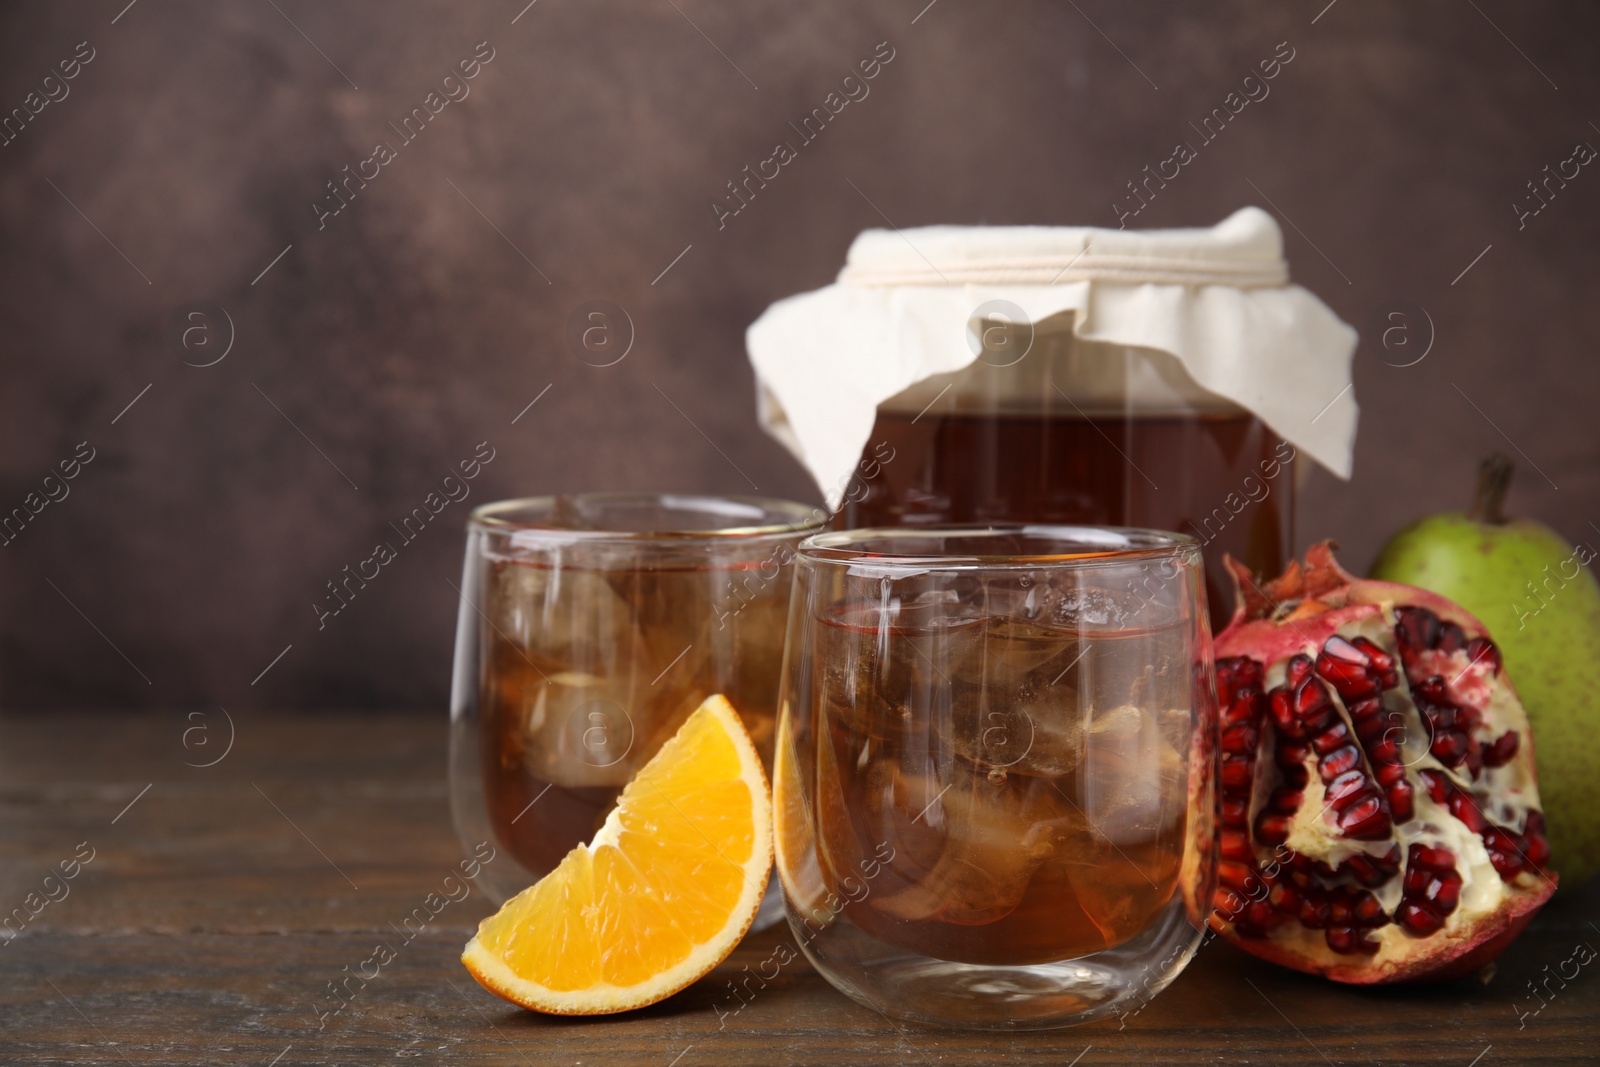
(813, 608, 1189, 964)
(776, 527, 1216, 1029)
(835, 324, 1296, 633)
(449, 494, 823, 906)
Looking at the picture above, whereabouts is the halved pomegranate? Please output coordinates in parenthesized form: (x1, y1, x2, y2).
(1208, 542, 1555, 983)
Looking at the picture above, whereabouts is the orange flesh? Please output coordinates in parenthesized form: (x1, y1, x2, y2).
(466, 699, 766, 1005)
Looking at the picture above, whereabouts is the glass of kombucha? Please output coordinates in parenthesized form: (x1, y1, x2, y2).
(448, 494, 823, 917)
(774, 525, 1218, 1029)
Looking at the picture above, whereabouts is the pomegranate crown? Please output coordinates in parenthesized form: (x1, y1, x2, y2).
(1223, 540, 1357, 625)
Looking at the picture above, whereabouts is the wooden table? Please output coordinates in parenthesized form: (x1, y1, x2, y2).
(2, 711, 1595, 1066)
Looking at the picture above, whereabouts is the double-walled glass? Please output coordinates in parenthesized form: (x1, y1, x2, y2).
(449, 494, 824, 908)
(775, 526, 1218, 1029)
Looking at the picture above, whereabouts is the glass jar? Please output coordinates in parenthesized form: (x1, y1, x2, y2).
(837, 319, 1295, 631)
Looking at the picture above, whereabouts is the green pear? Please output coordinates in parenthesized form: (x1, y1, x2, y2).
(1371, 454, 1600, 889)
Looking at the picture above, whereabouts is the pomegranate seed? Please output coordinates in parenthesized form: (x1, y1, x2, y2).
(1280, 883, 1305, 921)
(1388, 780, 1415, 823)
(1322, 634, 1369, 666)
(1312, 720, 1355, 755)
(1227, 684, 1266, 719)
(1521, 811, 1551, 869)
(1305, 708, 1340, 737)
(1269, 787, 1304, 814)
(1430, 730, 1469, 766)
(1341, 855, 1383, 888)
(1329, 887, 1377, 926)
(1413, 675, 1451, 704)
(1431, 871, 1462, 912)
(1256, 784, 1301, 845)
(1218, 861, 1258, 893)
(1375, 761, 1407, 788)
(1354, 893, 1387, 924)
(1325, 926, 1380, 955)
(1269, 689, 1300, 737)
(1412, 845, 1455, 871)
(1221, 758, 1254, 790)
(1485, 830, 1520, 857)
(1221, 723, 1260, 754)
(1419, 699, 1457, 731)
(1318, 658, 1377, 699)
(1285, 654, 1314, 688)
(1221, 830, 1255, 861)
(1214, 887, 1246, 917)
(1269, 883, 1300, 914)
(1295, 677, 1332, 717)
(1487, 849, 1523, 881)
(1335, 845, 1400, 888)
(1483, 731, 1519, 767)
(1397, 901, 1445, 936)
(1350, 851, 1388, 883)
(1451, 794, 1487, 834)
(1346, 694, 1383, 728)
(1323, 769, 1370, 803)
(1319, 745, 1363, 780)
(1394, 606, 1441, 652)
(1524, 833, 1552, 870)
(1337, 795, 1392, 839)
(1437, 622, 1468, 653)
(1216, 656, 1264, 704)
(1344, 855, 1376, 884)
(1420, 769, 1450, 804)
(1255, 815, 1290, 846)
(1464, 636, 1502, 674)
(1351, 637, 1399, 688)
(1221, 797, 1249, 826)
(1277, 741, 1312, 768)
(1317, 636, 1379, 699)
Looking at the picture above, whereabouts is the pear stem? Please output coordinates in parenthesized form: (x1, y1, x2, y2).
(1471, 454, 1514, 525)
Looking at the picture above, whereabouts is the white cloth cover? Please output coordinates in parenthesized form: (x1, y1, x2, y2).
(746, 206, 1359, 511)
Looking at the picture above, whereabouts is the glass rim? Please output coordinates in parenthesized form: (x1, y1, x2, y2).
(797, 524, 1199, 571)
(469, 493, 827, 543)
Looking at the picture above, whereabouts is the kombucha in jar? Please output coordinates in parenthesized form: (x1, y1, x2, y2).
(836, 322, 1295, 632)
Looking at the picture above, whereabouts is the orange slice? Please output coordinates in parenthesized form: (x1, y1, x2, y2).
(462, 694, 773, 1014)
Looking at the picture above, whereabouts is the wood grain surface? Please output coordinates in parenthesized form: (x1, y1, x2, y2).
(2, 711, 1595, 1066)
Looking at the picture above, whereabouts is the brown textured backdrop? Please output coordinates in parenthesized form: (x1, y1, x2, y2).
(1, 0, 1596, 711)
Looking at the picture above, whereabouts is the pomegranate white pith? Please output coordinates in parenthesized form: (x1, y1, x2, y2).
(1209, 543, 1555, 984)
